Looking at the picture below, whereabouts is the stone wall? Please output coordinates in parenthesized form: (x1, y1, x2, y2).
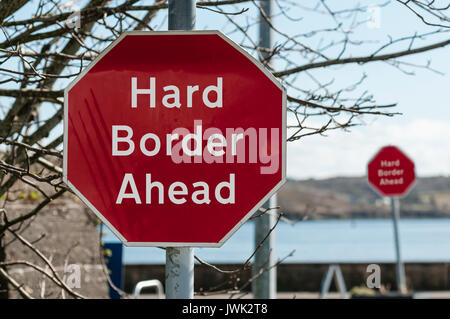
(124, 262, 450, 294)
(3, 199, 449, 298)
(3, 200, 109, 299)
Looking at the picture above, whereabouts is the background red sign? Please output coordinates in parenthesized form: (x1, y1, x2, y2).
(63, 31, 286, 247)
(367, 145, 415, 197)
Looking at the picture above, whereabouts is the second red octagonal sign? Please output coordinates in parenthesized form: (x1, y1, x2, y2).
(368, 146, 415, 197)
(63, 31, 286, 247)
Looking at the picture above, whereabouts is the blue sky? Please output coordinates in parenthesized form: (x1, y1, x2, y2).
(277, 2, 450, 179)
(6, 0, 449, 180)
(160, 1, 450, 179)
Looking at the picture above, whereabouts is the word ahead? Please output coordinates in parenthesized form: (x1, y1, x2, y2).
(367, 146, 415, 197)
(64, 31, 286, 246)
(115, 173, 235, 205)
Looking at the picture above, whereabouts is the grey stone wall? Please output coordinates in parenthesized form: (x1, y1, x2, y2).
(3, 200, 109, 299)
(123, 262, 450, 294)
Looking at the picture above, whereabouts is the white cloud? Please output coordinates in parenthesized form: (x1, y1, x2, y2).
(287, 118, 450, 179)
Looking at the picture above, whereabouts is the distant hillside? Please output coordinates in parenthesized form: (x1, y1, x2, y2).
(5, 157, 450, 221)
(278, 176, 450, 220)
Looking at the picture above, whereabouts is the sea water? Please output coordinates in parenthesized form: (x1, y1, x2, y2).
(101, 218, 450, 264)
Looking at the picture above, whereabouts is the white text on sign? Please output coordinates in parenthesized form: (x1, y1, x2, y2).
(113, 77, 280, 205)
(378, 160, 404, 185)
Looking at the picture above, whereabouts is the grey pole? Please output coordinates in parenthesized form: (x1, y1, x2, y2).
(391, 197, 407, 294)
(165, 0, 195, 299)
(166, 247, 194, 299)
(252, 1, 276, 299)
(253, 195, 277, 299)
(168, 0, 195, 30)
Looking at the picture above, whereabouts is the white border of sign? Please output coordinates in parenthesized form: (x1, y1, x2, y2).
(366, 144, 417, 198)
(63, 30, 287, 247)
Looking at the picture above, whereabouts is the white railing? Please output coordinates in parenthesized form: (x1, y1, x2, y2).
(133, 280, 164, 299)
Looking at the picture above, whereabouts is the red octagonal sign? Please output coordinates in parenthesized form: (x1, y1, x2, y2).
(367, 145, 415, 197)
(63, 31, 286, 247)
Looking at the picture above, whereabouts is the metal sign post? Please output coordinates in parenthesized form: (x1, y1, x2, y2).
(253, 0, 277, 299)
(165, 0, 196, 300)
(253, 195, 277, 299)
(166, 247, 194, 299)
(391, 197, 407, 294)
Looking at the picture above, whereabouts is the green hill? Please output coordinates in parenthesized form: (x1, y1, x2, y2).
(278, 176, 450, 220)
